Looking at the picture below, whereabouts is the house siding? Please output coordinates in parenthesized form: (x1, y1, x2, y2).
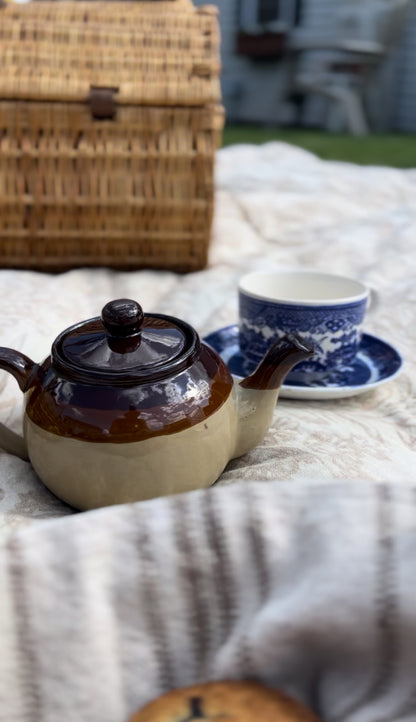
(194, 0, 295, 124)
(196, 0, 416, 132)
(391, 1, 416, 131)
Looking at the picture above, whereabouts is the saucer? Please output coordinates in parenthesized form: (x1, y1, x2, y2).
(203, 325, 403, 400)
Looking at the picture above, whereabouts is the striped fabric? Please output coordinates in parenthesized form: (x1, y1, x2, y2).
(1, 479, 416, 722)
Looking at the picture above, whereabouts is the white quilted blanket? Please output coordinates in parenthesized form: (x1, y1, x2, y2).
(0, 143, 416, 722)
(0, 142, 414, 534)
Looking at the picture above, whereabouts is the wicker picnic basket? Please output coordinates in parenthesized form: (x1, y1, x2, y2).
(0, 0, 224, 272)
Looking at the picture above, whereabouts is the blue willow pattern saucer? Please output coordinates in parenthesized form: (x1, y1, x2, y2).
(203, 325, 403, 401)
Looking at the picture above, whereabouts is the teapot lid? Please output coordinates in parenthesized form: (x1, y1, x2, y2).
(51, 299, 200, 385)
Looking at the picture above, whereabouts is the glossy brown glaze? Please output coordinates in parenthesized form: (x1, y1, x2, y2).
(52, 300, 200, 385)
(25, 343, 233, 443)
(101, 298, 144, 337)
(239, 334, 315, 390)
(0, 347, 38, 392)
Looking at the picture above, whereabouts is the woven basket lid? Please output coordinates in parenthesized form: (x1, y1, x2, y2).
(0, 0, 222, 107)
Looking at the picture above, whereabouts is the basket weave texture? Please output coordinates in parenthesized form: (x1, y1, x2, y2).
(0, 0, 224, 271)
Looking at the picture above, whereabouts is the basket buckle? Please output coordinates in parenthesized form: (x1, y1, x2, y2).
(88, 86, 119, 120)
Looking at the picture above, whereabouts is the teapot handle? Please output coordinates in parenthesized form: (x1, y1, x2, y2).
(0, 423, 28, 460)
(0, 347, 37, 460)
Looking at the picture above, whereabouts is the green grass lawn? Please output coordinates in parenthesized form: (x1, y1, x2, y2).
(222, 125, 416, 169)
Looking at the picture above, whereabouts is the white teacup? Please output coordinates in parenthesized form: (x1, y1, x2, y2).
(239, 269, 371, 381)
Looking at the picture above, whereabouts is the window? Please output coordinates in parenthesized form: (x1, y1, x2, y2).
(258, 0, 280, 24)
(238, 0, 303, 31)
(236, 0, 303, 58)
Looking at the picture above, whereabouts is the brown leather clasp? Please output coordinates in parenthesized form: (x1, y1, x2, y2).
(88, 86, 119, 120)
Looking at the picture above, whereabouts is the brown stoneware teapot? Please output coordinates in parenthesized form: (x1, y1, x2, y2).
(0, 299, 313, 510)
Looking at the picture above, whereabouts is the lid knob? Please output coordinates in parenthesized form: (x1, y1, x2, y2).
(101, 299, 144, 338)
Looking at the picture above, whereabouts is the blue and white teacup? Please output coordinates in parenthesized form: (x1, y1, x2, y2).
(239, 269, 371, 382)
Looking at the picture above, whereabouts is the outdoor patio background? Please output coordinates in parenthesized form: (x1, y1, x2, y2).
(197, 0, 416, 133)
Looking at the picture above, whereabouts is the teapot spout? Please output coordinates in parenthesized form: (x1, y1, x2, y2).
(239, 334, 314, 390)
(231, 335, 314, 460)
